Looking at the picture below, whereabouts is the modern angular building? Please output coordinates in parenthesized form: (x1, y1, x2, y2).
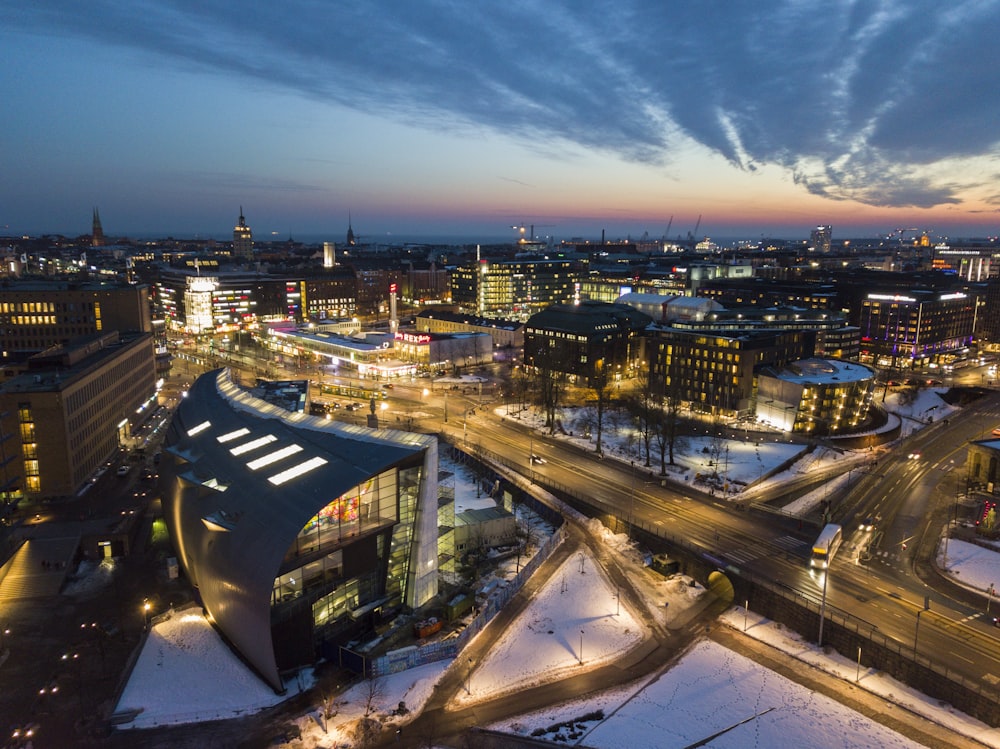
(756, 358, 876, 434)
(161, 369, 439, 691)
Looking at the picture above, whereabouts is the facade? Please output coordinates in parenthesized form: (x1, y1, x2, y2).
(857, 289, 977, 369)
(697, 278, 840, 311)
(756, 358, 876, 434)
(524, 301, 653, 386)
(646, 325, 810, 417)
(154, 269, 289, 332)
(0, 331, 157, 498)
(299, 270, 358, 321)
(454, 506, 517, 555)
(233, 208, 253, 261)
(810, 225, 832, 253)
(392, 330, 493, 371)
(162, 369, 438, 691)
(451, 258, 581, 318)
(414, 309, 524, 350)
(0, 280, 152, 369)
(932, 245, 1000, 282)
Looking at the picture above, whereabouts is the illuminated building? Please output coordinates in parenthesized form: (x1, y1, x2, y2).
(233, 207, 253, 261)
(524, 301, 652, 386)
(858, 290, 977, 369)
(646, 325, 808, 418)
(0, 280, 152, 370)
(756, 358, 876, 434)
(0, 331, 157, 499)
(162, 369, 438, 691)
(451, 258, 580, 318)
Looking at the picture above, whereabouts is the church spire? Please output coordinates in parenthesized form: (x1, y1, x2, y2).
(91, 207, 105, 247)
(347, 212, 356, 246)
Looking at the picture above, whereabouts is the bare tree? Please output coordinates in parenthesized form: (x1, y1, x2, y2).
(652, 373, 688, 475)
(532, 347, 567, 435)
(590, 359, 613, 455)
(353, 675, 387, 747)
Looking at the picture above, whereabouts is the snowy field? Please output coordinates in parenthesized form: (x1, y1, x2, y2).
(492, 638, 924, 749)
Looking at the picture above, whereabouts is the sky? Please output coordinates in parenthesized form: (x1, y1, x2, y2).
(3, 2, 1000, 243)
(100, 434, 1000, 748)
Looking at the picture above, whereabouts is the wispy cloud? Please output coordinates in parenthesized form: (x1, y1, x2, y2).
(5, 0, 999, 208)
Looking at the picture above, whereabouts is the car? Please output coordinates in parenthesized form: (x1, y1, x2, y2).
(530, 454, 546, 465)
(116, 465, 130, 477)
(860, 516, 875, 532)
(908, 451, 921, 460)
(345, 403, 360, 411)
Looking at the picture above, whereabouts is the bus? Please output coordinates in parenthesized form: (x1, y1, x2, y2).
(810, 523, 843, 569)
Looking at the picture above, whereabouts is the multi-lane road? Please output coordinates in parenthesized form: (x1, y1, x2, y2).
(427, 383, 1000, 693)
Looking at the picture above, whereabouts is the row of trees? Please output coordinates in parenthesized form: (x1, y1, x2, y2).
(497, 356, 699, 476)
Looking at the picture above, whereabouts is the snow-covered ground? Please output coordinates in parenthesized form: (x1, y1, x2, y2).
(101, 385, 1000, 747)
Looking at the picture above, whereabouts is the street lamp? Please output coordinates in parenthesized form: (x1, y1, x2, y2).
(817, 570, 829, 647)
(579, 629, 584, 665)
(143, 599, 151, 630)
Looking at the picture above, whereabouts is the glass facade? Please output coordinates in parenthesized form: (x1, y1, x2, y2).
(270, 463, 421, 633)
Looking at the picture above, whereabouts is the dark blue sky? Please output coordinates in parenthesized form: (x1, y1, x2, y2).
(3, 1, 1000, 242)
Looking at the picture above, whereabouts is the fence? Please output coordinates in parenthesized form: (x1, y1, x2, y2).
(367, 524, 565, 678)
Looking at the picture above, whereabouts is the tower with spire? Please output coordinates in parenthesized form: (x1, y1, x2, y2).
(233, 206, 254, 260)
(346, 213, 356, 247)
(91, 208, 105, 247)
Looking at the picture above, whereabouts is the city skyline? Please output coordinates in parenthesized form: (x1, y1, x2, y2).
(3, 2, 1000, 242)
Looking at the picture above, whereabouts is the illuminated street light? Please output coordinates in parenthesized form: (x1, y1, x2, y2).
(143, 599, 152, 629)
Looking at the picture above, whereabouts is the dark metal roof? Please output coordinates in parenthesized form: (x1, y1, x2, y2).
(163, 369, 429, 691)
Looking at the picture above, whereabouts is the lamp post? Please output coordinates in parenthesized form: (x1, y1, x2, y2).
(817, 570, 829, 647)
(856, 645, 862, 682)
(579, 629, 584, 665)
(465, 657, 473, 695)
(143, 599, 151, 630)
(629, 460, 636, 540)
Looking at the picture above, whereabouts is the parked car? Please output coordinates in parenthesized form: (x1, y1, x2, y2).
(116, 465, 130, 477)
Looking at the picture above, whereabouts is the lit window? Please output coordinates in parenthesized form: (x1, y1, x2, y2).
(187, 421, 211, 436)
(217, 428, 250, 443)
(230, 435, 278, 455)
(247, 444, 304, 470)
(268, 456, 328, 485)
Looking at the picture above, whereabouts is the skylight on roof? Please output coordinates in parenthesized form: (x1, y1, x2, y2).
(246, 444, 303, 470)
(268, 456, 328, 486)
(217, 428, 251, 443)
(230, 435, 277, 456)
(187, 421, 211, 437)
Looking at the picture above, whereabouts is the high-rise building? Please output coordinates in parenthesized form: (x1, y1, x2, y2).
(233, 207, 253, 261)
(810, 225, 832, 253)
(91, 208, 105, 247)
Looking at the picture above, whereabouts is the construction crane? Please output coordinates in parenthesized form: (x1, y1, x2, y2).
(686, 214, 702, 245)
